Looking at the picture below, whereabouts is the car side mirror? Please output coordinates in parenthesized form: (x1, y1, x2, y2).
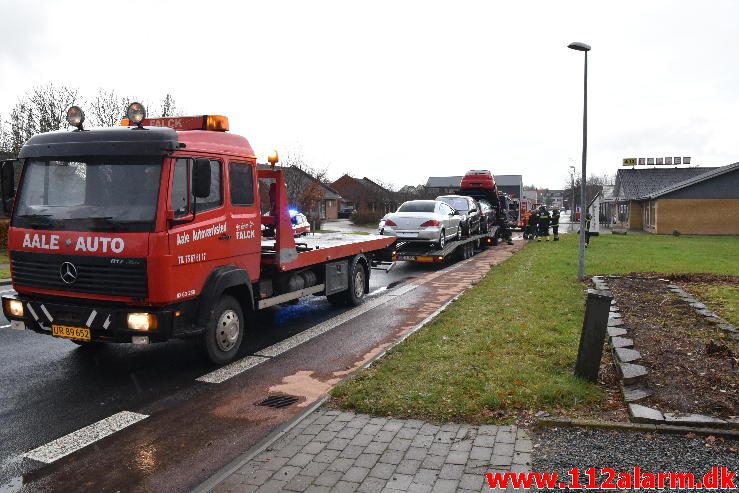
(1, 160, 17, 215)
(452, 210, 460, 215)
(192, 158, 211, 198)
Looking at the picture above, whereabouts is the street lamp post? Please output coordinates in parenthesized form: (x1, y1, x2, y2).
(568, 41, 591, 281)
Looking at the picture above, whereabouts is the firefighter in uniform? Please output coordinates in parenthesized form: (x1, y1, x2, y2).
(526, 209, 538, 241)
(536, 205, 550, 242)
(551, 208, 561, 241)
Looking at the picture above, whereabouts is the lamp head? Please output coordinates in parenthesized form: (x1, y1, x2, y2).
(567, 41, 591, 52)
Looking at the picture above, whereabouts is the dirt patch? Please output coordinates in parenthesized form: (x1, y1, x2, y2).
(614, 273, 739, 285)
(608, 277, 739, 419)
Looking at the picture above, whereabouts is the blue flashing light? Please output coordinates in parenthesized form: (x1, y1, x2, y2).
(288, 209, 299, 217)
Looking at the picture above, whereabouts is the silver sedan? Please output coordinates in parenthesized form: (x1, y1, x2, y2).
(379, 200, 462, 248)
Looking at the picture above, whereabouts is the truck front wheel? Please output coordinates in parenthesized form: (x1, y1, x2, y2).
(204, 295, 244, 365)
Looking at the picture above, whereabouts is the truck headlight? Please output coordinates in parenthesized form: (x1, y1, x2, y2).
(127, 313, 157, 331)
(3, 298, 24, 318)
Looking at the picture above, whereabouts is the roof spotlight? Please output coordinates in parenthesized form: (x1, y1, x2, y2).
(126, 102, 147, 128)
(66, 106, 85, 130)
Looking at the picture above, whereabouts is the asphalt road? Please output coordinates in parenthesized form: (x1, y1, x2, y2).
(0, 258, 448, 492)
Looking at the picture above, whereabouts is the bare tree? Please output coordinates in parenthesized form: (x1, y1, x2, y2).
(8, 101, 35, 155)
(87, 88, 128, 128)
(280, 152, 329, 225)
(29, 84, 79, 133)
(159, 93, 177, 117)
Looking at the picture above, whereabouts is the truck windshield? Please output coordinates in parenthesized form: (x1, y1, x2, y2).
(13, 158, 162, 232)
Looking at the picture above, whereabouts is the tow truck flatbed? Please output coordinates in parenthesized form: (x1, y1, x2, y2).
(260, 233, 395, 269)
(391, 226, 499, 263)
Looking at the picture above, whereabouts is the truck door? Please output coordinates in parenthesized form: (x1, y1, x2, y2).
(226, 160, 260, 281)
(168, 157, 231, 298)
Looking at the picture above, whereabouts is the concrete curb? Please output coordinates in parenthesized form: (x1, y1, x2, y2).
(535, 417, 739, 439)
(190, 395, 330, 493)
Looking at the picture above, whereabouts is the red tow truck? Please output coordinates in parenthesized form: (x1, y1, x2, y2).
(0, 104, 395, 364)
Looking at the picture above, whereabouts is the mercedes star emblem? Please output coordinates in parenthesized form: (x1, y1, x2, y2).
(59, 262, 78, 284)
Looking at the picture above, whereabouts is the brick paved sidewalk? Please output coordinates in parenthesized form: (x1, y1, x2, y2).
(211, 408, 532, 493)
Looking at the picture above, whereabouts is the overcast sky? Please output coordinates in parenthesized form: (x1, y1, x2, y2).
(2, 0, 738, 189)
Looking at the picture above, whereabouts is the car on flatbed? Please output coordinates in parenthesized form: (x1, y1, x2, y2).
(379, 200, 461, 249)
(435, 195, 481, 237)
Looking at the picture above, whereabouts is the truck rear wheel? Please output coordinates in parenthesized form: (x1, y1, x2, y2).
(327, 260, 367, 307)
(203, 295, 244, 365)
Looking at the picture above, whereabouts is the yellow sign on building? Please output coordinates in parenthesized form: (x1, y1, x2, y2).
(623, 158, 637, 166)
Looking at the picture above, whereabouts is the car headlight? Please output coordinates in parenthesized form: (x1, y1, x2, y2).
(127, 313, 158, 331)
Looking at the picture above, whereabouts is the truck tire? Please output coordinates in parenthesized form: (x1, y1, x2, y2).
(203, 295, 244, 365)
(327, 260, 367, 307)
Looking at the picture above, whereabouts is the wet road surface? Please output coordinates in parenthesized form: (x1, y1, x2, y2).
(0, 242, 523, 492)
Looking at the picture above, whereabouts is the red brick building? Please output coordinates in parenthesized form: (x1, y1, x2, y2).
(331, 175, 398, 218)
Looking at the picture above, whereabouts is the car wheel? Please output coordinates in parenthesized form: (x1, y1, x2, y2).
(203, 295, 244, 365)
(438, 229, 446, 249)
(455, 228, 461, 241)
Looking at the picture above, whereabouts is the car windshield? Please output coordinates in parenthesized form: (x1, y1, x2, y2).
(13, 157, 162, 232)
(397, 201, 435, 213)
(438, 197, 469, 211)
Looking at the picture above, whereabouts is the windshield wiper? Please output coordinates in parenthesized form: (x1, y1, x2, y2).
(63, 216, 150, 232)
(16, 213, 54, 229)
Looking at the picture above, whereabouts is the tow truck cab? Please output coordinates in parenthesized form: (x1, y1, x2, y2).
(1, 105, 394, 364)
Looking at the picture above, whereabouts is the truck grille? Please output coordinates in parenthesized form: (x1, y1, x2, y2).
(11, 251, 148, 298)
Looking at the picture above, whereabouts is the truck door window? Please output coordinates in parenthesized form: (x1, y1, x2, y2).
(195, 160, 223, 213)
(172, 158, 223, 216)
(172, 158, 190, 217)
(229, 161, 254, 206)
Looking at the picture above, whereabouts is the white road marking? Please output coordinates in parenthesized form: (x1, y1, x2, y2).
(196, 282, 422, 384)
(196, 355, 270, 384)
(0, 323, 10, 329)
(23, 411, 148, 464)
(254, 283, 420, 359)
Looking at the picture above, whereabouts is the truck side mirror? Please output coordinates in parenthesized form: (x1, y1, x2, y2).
(1, 160, 17, 215)
(192, 158, 211, 198)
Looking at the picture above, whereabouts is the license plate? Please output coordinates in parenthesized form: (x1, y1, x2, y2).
(52, 324, 91, 341)
(397, 255, 416, 261)
(396, 232, 417, 237)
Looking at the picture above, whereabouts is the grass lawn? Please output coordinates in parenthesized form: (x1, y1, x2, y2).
(684, 283, 739, 326)
(0, 250, 7, 264)
(0, 269, 8, 279)
(331, 233, 739, 423)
